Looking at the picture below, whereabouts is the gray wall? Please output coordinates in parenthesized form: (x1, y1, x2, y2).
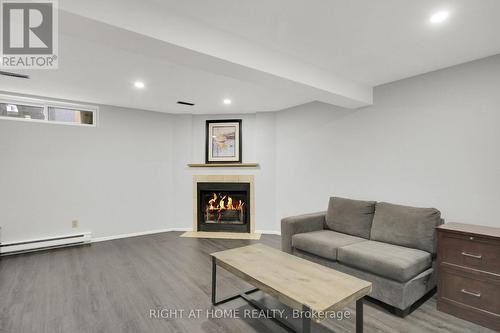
(0, 104, 174, 242)
(1, 55, 499, 243)
(275, 55, 500, 227)
(170, 112, 278, 232)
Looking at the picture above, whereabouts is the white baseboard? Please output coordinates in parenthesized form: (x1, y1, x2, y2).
(92, 228, 192, 243)
(0, 228, 281, 255)
(171, 228, 193, 232)
(256, 230, 281, 235)
(90, 228, 279, 244)
(2, 228, 279, 247)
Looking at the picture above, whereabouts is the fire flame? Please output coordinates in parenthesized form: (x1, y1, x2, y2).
(206, 193, 245, 211)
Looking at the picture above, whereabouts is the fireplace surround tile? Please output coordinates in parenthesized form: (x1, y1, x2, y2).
(180, 231, 261, 240)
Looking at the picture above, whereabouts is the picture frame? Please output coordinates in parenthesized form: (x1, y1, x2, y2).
(205, 119, 242, 164)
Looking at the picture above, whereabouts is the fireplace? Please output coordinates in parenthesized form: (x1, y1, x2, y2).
(197, 182, 250, 233)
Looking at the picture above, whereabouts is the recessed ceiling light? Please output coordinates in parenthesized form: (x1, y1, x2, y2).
(223, 98, 232, 105)
(134, 81, 145, 89)
(430, 11, 449, 24)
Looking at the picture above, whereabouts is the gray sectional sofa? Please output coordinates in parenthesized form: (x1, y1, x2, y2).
(281, 197, 444, 317)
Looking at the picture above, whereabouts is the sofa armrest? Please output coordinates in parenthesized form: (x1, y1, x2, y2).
(281, 211, 326, 253)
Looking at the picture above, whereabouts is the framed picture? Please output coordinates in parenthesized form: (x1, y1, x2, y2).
(205, 119, 242, 164)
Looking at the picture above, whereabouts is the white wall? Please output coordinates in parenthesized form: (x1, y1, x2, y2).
(275, 55, 500, 227)
(170, 112, 277, 232)
(1, 55, 499, 243)
(0, 104, 174, 242)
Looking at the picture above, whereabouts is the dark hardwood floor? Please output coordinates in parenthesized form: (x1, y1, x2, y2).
(0, 232, 494, 333)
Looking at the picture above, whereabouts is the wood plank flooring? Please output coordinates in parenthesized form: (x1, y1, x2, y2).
(0, 232, 494, 333)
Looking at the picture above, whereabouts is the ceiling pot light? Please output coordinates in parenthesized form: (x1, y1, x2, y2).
(223, 98, 232, 105)
(430, 11, 449, 24)
(134, 81, 145, 89)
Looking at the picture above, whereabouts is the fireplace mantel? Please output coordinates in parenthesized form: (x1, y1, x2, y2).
(187, 163, 259, 168)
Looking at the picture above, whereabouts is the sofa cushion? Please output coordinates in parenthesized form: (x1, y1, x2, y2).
(370, 202, 441, 254)
(292, 230, 367, 260)
(337, 240, 432, 282)
(325, 197, 376, 239)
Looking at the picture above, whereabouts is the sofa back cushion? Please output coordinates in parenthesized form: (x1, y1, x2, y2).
(370, 202, 441, 254)
(325, 197, 376, 239)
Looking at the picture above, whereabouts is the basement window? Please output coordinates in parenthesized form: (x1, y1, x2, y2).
(47, 107, 94, 125)
(0, 103, 45, 120)
(0, 95, 97, 126)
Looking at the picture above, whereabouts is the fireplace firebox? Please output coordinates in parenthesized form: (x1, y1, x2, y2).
(197, 182, 250, 233)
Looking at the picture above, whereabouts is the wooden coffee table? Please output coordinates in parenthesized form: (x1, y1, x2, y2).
(211, 243, 372, 333)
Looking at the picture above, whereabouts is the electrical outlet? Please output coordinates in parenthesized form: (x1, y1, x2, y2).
(72, 220, 79, 228)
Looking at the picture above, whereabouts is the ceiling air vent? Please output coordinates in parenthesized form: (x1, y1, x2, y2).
(177, 101, 195, 106)
(0, 71, 30, 79)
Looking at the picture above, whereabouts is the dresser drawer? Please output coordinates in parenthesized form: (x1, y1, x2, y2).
(440, 268, 500, 315)
(438, 232, 500, 274)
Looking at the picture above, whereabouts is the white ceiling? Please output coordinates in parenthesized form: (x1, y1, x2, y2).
(1, 0, 499, 114)
(1, 14, 312, 114)
(161, 0, 500, 86)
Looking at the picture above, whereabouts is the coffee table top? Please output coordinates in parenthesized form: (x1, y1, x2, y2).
(211, 243, 372, 316)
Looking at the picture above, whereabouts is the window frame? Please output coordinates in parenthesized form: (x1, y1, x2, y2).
(0, 94, 99, 127)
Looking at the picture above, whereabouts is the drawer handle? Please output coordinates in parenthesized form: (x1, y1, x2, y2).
(461, 252, 482, 259)
(461, 289, 481, 298)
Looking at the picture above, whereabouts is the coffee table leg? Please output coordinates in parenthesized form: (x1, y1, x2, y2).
(211, 256, 217, 305)
(212, 257, 258, 306)
(356, 297, 364, 333)
(302, 305, 311, 333)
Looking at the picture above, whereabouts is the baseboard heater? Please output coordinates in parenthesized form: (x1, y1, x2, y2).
(0, 232, 92, 256)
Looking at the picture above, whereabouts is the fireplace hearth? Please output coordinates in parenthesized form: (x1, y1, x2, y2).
(197, 182, 250, 233)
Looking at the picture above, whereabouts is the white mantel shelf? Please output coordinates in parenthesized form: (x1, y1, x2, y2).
(187, 163, 259, 168)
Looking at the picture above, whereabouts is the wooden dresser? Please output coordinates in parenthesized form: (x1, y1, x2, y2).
(437, 223, 500, 331)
